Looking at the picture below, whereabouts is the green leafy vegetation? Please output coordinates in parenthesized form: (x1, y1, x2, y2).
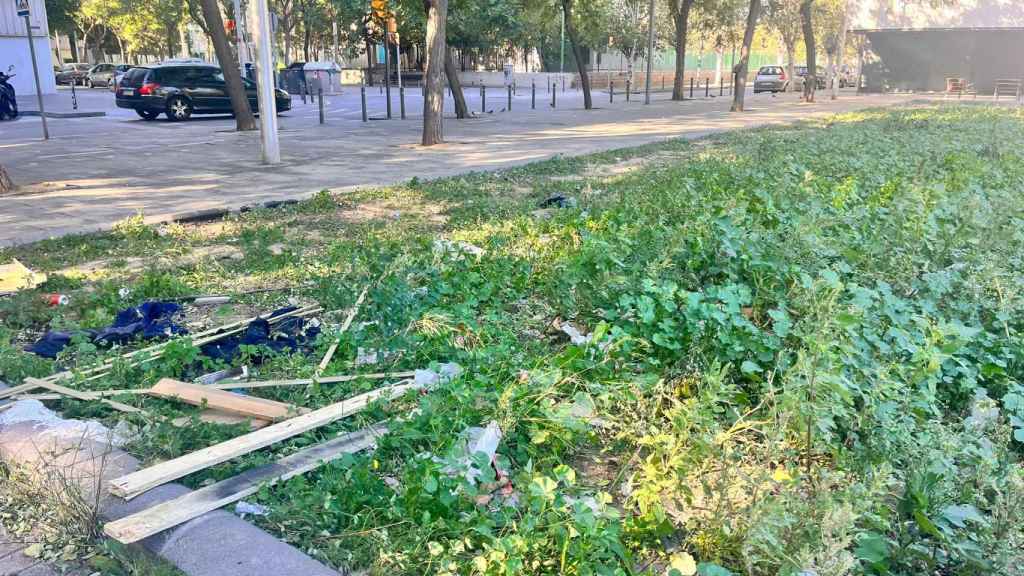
(2, 105, 1024, 575)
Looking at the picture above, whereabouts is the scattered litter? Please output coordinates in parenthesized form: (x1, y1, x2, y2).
(538, 195, 577, 209)
(26, 301, 187, 358)
(190, 296, 231, 306)
(559, 322, 591, 346)
(268, 243, 286, 256)
(43, 293, 70, 307)
(355, 347, 400, 367)
(445, 421, 504, 485)
(235, 501, 271, 517)
(433, 239, 485, 259)
(413, 362, 463, 389)
(118, 287, 132, 299)
(0, 259, 46, 295)
(383, 476, 401, 490)
(0, 400, 129, 446)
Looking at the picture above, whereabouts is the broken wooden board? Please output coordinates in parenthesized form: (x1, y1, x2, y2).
(210, 371, 416, 391)
(109, 382, 421, 499)
(149, 378, 309, 421)
(104, 423, 386, 544)
(171, 410, 270, 430)
(0, 259, 46, 295)
(26, 378, 146, 414)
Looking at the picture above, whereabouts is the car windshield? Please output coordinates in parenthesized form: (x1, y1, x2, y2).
(759, 67, 783, 75)
(75, 64, 91, 71)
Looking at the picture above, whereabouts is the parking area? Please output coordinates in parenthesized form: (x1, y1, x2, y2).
(2, 84, 907, 246)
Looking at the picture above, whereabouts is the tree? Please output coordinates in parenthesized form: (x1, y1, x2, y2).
(766, 0, 801, 91)
(445, 47, 470, 118)
(561, 0, 591, 109)
(668, 0, 693, 100)
(730, 0, 759, 112)
(198, 0, 256, 130)
(799, 0, 815, 101)
(422, 0, 448, 145)
(46, 0, 81, 62)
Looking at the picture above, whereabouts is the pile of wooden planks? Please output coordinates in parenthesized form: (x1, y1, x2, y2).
(104, 382, 421, 543)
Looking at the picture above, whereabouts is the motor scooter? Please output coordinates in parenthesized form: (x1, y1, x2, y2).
(0, 66, 18, 121)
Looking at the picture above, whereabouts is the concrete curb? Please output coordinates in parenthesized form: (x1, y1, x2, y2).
(0, 393, 339, 576)
(18, 110, 107, 119)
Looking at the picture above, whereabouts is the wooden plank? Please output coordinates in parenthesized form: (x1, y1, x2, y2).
(28, 378, 146, 414)
(14, 389, 150, 402)
(149, 378, 309, 421)
(211, 371, 416, 391)
(104, 423, 386, 544)
(172, 410, 270, 430)
(0, 381, 43, 400)
(318, 286, 368, 372)
(108, 382, 421, 500)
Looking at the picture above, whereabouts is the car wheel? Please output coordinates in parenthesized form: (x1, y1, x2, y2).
(136, 109, 160, 121)
(166, 97, 193, 121)
(87, 79, 94, 88)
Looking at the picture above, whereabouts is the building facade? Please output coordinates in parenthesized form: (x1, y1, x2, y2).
(0, 0, 56, 95)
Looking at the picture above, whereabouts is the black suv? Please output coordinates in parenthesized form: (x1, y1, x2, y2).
(116, 61, 291, 121)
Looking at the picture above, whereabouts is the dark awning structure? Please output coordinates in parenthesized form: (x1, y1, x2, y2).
(853, 27, 1024, 93)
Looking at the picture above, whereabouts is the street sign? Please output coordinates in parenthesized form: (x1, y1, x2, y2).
(16, 0, 30, 17)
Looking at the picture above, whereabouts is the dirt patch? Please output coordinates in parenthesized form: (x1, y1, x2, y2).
(59, 244, 244, 278)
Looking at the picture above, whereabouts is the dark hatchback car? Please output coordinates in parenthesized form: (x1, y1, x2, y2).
(115, 62, 291, 121)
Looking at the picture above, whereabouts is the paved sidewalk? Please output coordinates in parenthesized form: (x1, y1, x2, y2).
(1, 90, 914, 246)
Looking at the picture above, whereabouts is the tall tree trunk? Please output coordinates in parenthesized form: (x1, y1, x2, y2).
(731, 0, 760, 112)
(365, 37, 375, 85)
(166, 25, 177, 60)
(785, 42, 796, 92)
(800, 0, 816, 102)
(714, 46, 723, 86)
(283, 20, 292, 64)
(561, 0, 591, 109)
(422, 0, 448, 146)
(832, 0, 849, 100)
(198, 0, 256, 131)
(304, 27, 311, 62)
(670, 0, 693, 100)
(445, 47, 469, 119)
(69, 29, 79, 62)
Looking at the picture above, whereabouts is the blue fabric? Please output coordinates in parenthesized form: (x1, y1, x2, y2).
(200, 307, 320, 363)
(26, 301, 185, 359)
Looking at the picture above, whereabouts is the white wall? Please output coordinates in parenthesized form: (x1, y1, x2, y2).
(0, 36, 56, 96)
(0, 0, 56, 95)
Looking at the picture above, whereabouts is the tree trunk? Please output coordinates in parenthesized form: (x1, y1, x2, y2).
(561, 0, 591, 109)
(283, 19, 292, 65)
(304, 27, 311, 62)
(198, 0, 256, 131)
(731, 0, 760, 112)
(670, 0, 694, 101)
(69, 29, 80, 62)
(832, 0, 849, 100)
(365, 37, 375, 85)
(445, 47, 469, 119)
(785, 42, 796, 92)
(422, 0, 448, 146)
(166, 25, 177, 60)
(800, 0, 816, 102)
(0, 165, 13, 195)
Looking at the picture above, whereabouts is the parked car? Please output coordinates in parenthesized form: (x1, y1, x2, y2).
(754, 66, 802, 93)
(796, 66, 827, 90)
(836, 64, 856, 88)
(55, 63, 92, 86)
(109, 66, 132, 92)
(87, 63, 131, 88)
(115, 62, 292, 121)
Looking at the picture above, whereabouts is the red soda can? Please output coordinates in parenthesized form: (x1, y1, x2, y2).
(44, 294, 70, 306)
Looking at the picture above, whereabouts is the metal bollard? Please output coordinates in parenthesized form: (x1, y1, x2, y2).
(690, 77, 694, 99)
(361, 83, 368, 122)
(507, 84, 512, 111)
(705, 78, 710, 97)
(318, 88, 324, 124)
(720, 81, 724, 96)
(400, 86, 406, 119)
(626, 79, 631, 102)
(610, 81, 614, 103)
(552, 83, 556, 107)
(661, 75, 665, 91)
(481, 85, 486, 113)
(532, 80, 536, 109)
(71, 80, 78, 110)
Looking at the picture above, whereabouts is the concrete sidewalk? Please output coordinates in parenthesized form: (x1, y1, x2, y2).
(1, 91, 914, 246)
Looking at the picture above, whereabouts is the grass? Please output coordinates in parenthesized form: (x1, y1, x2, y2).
(2, 104, 1024, 575)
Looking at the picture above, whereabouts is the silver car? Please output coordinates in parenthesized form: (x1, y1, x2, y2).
(753, 65, 805, 94)
(86, 63, 131, 88)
